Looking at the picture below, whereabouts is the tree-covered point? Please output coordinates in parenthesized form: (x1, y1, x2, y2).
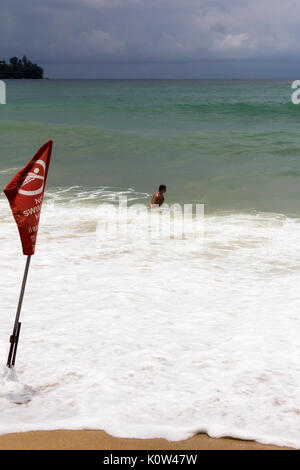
(0, 56, 44, 79)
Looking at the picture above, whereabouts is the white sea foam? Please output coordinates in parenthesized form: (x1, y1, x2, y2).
(0, 167, 19, 175)
(0, 188, 300, 448)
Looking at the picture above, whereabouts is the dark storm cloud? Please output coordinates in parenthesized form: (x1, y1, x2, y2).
(1, 0, 300, 64)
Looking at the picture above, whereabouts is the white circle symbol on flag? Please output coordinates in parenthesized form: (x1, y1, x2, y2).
(18, 160, 46, 196)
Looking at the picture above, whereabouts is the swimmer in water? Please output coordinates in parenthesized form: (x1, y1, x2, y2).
(149, 184, 167, 207)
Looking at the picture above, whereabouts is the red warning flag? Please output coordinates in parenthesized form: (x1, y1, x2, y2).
(4, 139, 53, 255)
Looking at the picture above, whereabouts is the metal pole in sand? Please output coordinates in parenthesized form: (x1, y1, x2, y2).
(7, 255, 32, 368)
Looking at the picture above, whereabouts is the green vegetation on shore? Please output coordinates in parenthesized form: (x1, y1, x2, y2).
(0, 56, 43, 79)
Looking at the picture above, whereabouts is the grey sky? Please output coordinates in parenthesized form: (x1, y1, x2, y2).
(2, 0, 300, 78)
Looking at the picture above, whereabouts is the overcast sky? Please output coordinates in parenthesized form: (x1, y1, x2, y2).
(2, 0, 300, 78)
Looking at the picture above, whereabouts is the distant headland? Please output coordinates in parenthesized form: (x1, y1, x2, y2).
(0, 56, 43, 79)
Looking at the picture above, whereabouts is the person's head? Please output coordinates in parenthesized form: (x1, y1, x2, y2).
(159, 184, 167, 193)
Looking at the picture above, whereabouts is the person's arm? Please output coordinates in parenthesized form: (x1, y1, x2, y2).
(158, 195, 164, 206)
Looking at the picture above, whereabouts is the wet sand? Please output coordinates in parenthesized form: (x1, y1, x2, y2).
(0, 430, 292, 450)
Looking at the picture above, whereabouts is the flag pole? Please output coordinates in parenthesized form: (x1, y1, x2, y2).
(7, 255, 32, 368)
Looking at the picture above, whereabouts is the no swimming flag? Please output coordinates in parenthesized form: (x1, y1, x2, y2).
(4, 139, 53, 255)
(4, 139, 54, 368)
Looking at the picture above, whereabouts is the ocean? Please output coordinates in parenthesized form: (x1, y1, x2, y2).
(1, 79, 300, 448)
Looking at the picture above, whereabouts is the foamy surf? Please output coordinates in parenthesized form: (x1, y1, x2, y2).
(0, 168, 19, 175)
(0, 187, 300, 448)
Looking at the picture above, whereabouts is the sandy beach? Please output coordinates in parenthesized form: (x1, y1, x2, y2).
(0, 430, 292, 450)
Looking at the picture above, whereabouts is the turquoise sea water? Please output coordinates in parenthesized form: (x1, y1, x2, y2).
(1, 79, 299, 213)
